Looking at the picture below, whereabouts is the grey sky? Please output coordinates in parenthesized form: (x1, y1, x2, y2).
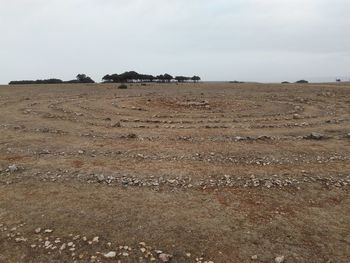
(0, 0, 349, 84)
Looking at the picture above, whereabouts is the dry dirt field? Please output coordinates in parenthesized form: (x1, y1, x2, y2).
(0, 82, 349, 263)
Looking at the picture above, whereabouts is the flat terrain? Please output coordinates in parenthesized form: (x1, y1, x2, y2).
(0, 82, 349, 263)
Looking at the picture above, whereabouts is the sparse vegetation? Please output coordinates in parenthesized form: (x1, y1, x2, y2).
(103, 71, 200, 83)
(296, 80, 309, 84)
(9, 74, 95, 85)
(229, 80, 245, 84)
(9, 79, 63, 85)
(118, 84, 128, 89)
(0, 82, 349, 262)
(10, 72, 202, 85)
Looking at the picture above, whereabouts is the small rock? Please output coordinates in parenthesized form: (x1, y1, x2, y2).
(44, 229, 53, 233)
(104, 251, 117, 258)
(275, 255, 285, 263)
(112, 122, 121, 128)
(8, 164, 18, 173)
(60, 243, 67, 250)
(305, 132, 326, 140)
(159, 253, 172, 262)
(251, 255, 258, 260)
(92, 236, 99, 242)
(15, 237, 27, 242)
(78, 150, 84, 154)
(35, 227, 41, 234)
(96, 174, 105, 182)
(127, 133, 137, 139)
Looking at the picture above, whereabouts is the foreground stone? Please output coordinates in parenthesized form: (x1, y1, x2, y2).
(104, 251, 117, 258)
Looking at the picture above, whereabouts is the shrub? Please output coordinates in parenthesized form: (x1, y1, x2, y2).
(229, 81, 245, 84)
(296, 80, 309, 84)
(118, 84, 128, 89)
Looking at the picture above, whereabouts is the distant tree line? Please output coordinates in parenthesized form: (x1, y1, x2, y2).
(281, 80, 309, 84)
(9, 72, 201, 85)
(102, 71, 200, 83)
(9, 79, 64, 85)
(9, 74, 95, 85)
(229, 81, 245, 84)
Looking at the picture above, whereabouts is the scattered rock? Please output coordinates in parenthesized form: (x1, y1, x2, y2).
(95, 174, 105, 182)
(159, 253, 172, 262)
(304, 132, 326, 140)
(275, 255, 285, 263)
(104, 251, 117, 258)
(8, 164, 19, 173)
(15, 237, 27, 242)
(40, 127, 50, 133)
(127, 133, 137, 139)
(293, 114, 301, 119)
(60, 243, 66, 250)
(112, 122, 121, 128)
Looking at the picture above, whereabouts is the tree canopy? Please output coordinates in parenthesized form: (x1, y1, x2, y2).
(102, 71, 200, 83)
(9, 74, 95, 85)
(9, 72, 201, 85)
(295, 80, 309, 84)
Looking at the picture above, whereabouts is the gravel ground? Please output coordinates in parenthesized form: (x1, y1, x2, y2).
(0, 82, 349, 263)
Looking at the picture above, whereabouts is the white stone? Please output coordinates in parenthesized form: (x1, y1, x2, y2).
(159, 253, 172, 262)
(60, 243, 66, 250)
(104, 251, 117, 258)
(275, 255, 285, 263)
(8, 164, 18, 173)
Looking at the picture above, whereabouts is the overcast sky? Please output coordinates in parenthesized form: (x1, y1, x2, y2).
(0, 0, 349, 84)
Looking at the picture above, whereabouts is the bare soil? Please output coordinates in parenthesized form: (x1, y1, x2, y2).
(0, 82, 349, 263)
